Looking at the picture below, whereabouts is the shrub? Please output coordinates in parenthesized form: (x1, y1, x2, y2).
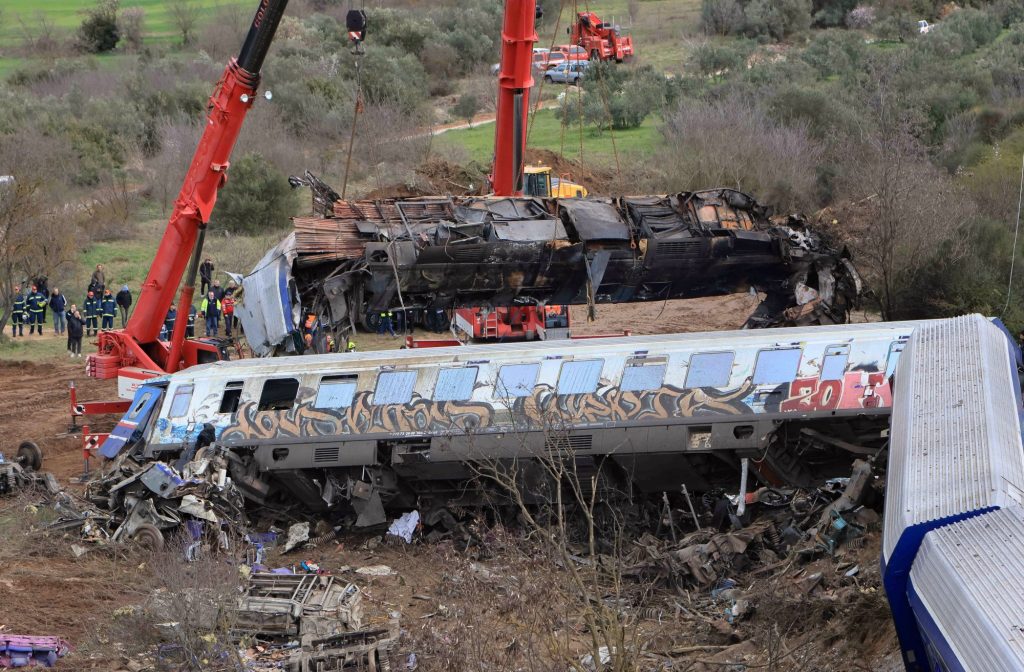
(812, 0, 857, 28)
(801, 30, 867, 78)
(118, 7, 144, 52)
(558, 63, 666, 131)
(216, 153, 300, 234)
(77, 0, 121, 54)
(845, 5, 876, 28)
(689, 40, 754, 77)
(745, 0, 812, 40)
(453, 93, 480, 126)
(700, 0, 746, 36)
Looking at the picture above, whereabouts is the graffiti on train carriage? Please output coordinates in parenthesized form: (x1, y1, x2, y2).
(215, 380, 760, 442)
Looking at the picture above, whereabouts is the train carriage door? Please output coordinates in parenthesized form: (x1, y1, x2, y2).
(100, 383, 166, 459)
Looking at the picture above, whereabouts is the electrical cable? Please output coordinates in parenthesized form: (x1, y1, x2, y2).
(1002, 147, 1024, 317)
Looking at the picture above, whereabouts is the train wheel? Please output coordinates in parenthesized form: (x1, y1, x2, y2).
(131, 524, 165, 551)
(17, 441, 43, 472)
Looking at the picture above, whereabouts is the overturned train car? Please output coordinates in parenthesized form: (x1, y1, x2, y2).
(104, 321, 918, 525)
(236, 182, 862, 355)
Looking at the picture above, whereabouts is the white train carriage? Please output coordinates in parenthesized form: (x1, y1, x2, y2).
(882, 314, 1024, 672)
(102, 320, 926, 516)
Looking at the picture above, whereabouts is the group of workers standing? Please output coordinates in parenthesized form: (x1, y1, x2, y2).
(7, 263, 135, 358)
(160, 260, 237, 341)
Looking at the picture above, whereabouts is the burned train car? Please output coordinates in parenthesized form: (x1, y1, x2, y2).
(236, 181, 862, 355)
(104, 321, 918, 524)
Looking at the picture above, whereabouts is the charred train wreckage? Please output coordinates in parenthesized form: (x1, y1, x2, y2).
(236, 175, 863, 355)
(98, 320, 915, 530)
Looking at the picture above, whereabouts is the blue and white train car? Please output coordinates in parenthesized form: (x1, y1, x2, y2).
(101, 320, 926, 516)
(882, 314, 1024, 671)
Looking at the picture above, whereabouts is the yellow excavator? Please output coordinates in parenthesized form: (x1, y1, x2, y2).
(523, 165, 588, 198)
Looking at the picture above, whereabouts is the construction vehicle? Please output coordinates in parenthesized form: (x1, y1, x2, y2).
(523, 165, 588, 198)
(570, 11, 634, 63)
(453, 304, 570, 342)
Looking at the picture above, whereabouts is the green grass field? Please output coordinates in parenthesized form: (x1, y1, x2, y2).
(0, 0, 248, 44)
(436, 107, 661, 166)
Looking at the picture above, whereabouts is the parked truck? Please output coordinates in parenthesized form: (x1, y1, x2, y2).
(570, 11, 634, 63)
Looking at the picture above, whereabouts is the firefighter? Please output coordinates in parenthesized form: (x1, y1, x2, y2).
(186, 304, 196, 338)
(10, 285, 25, 337)
(100, 289, 116, 331)
(222, 292, 235, 338)
(26, 284, 46, 335)
(378, 310, 396, 337)
(201, 291, 221, 336)
(83, 290, 100, 336)
(164, 305, 177, 340)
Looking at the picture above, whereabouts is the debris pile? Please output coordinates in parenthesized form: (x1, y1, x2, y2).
(0, 636, 69, 668)
(0, 442, 54, 496)
(42, 445, 247, 551)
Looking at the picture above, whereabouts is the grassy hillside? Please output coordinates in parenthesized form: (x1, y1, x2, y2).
(437, 108, 660, 165)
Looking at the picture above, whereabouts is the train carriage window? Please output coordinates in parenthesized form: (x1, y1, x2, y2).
(374, 371, 417, 405)
(820, 347, 850, 382)
(257, 378, 300, 411)
(752, 348, 802, 385)
(434, 367, 479, 402)
(219, 381, 244, 414)
(620, 363, 667, 391)
(496, 363, 539, 398)
(169, 384, 194, 418)
(886, 342, 906, 378)
(685, 352, 734, 388)
(315, 374, 358, 409)
(557, 360, 604, 394)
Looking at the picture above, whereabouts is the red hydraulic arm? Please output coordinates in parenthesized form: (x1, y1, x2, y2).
(92, 0, 290, 377)
(492, 0, 538, 197)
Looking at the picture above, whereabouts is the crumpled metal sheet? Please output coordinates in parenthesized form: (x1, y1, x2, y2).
(234, 233, 300, 357)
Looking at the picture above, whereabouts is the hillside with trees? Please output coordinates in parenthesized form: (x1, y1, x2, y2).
(0, 0, 1023, 332)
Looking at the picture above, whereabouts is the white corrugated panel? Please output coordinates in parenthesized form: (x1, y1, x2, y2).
(235, 233, 299, 357)
(910, 506, 1024, 671)
(884, 314, 1024, 561)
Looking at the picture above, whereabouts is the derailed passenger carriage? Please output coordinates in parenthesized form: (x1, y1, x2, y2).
(239, 181, 863, 356)
(104, 321, 920, 523)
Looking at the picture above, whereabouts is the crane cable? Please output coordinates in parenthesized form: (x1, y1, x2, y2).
(527, 0, 568, 142)
(1001, 147, 1024, 317)
(582, 0, 621, 177)
(340, 1, 367, 200)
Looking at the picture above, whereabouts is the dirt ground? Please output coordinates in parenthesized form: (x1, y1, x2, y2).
(0, 299, 901, 670)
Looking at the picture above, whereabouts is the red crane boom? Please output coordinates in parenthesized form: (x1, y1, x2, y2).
(91, 0, 290, 378)
(492, 0, 538, 197)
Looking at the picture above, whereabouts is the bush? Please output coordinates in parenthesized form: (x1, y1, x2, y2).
(77, 0, 120, 54)
(216, 153, 300, 234)
(453, 93, 480, 125)
(118, 7, 144, 52)
(745, 0, 812, 40)
(558, 63, 666, 131)
(845, 5, 876, 28)
(812, 0, 857, 28)
(689, 40, 754, 77)
(700, 0, 746, 36)
(800, 30, 867, 78)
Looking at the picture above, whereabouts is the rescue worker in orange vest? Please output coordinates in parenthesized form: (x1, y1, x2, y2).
(222, 293, 235, 338)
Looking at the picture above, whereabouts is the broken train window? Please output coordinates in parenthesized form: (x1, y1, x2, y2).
(169, 384, 194, 418)
(685, 352, 734, 389)
(257, 377, 300, 412)
(315, 374, 359, 409)
(496, 363, 539, 399)
(434, 367, 478, 402)
(219, 381, 244, 415)
(373, 371, 417, 405)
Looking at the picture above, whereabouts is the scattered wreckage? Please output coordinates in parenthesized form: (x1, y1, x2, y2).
(0, 442, 55, 497)
(236, 174, 863, 355)
(0, 636, 69, 668)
